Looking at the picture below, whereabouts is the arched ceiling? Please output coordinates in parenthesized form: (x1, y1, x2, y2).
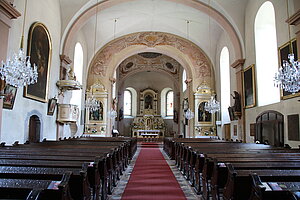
(60, 0, 248, 60)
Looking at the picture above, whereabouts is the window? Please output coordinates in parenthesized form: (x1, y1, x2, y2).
(220, 47, 230, 124)
(254, 1, 280, 106)
(71, 42, 83, 107)
(124, 90, 132, 116)
(166, 90, 174, 116)
(182, 69, 187, 92)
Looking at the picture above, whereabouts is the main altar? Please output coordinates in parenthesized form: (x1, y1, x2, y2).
(131, 88, 165, 138)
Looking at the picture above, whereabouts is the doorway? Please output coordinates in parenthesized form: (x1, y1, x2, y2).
(28, 115, 41, 143)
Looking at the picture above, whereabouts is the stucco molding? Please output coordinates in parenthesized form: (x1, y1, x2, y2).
(90, 32, 211, 80)
(118, 54, 180, 81)
(0, 0, 21, 20)
(287, 9, 300, 26)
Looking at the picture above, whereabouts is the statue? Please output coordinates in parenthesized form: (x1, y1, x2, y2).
(112, 97, 117, 111)
(231, 91, 241, 113)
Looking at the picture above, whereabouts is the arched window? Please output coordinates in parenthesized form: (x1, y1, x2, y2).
(220, 47, 230, 124)
(166, 90, 174, 116)
(182, 69, 187, 92)
(70, 43, 83, 106)
(124, 90, 132, 116)
(255, 1, 279, 106)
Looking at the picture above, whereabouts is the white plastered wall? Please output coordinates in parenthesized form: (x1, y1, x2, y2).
(1, 0, 61, 144)
(215, 31, 237, 140)
(244, 0, 300, 147)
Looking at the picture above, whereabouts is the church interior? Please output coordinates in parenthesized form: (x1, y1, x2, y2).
(0, 0, 300, 199)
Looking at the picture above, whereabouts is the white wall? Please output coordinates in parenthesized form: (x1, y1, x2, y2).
(244, 0, 300, 147)
(1, 0, 61, 144)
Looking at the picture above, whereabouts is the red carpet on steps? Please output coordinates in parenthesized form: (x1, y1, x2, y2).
(121, 144, 187, 200)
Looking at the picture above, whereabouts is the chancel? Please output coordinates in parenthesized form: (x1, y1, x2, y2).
(0, 0, 300, 199)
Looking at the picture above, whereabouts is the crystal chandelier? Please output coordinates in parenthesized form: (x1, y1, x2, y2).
(185, 108, 194, 120)
(274, 54, 300, 93)
(274, 0, 300, 94)
(0, 0, 38, 88)
(204, 96, 220, 114)
(86, 97, 100, 111)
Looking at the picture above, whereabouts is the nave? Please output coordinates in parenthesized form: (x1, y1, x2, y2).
(1, 136, 300, 200)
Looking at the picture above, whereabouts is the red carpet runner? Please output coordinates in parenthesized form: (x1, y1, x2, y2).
(121, 143, 187, 200)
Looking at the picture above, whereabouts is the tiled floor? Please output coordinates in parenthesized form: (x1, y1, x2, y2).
(108, 144, 201, 200)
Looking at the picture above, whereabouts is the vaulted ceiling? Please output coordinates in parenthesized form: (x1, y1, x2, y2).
(59, 0, 249, 61)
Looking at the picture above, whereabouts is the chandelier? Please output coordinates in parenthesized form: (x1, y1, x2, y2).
(274, 0, 300, 94)
(204, 96, 220, 113)
(86, 97, 100, 111)
(185, 108, 194, 120)
(274, 54, 300, 93)
(0, 0, 38, 88)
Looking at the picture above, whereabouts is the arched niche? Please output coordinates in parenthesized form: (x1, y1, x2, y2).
(28, 115, 41, 143)
(255, 110, 284, 147)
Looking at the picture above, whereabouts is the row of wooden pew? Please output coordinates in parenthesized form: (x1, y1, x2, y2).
(163, 137, 300, 200)
(0, 136, 137, 200)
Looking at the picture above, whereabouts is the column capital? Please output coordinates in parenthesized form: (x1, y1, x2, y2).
(287, 9, 300, 26)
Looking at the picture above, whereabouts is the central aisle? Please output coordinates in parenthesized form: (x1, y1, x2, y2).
(121, 143, 187, 200)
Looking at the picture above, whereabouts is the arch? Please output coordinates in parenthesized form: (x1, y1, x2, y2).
(255, 110, 284, 147)
(166, 90, 174, 116)
(61, 0, 243, 60)
(220, 46, 230, 125)
(254, 1, 280, 106)
(24, 110, 44, 143)
(87, 32, 215, 92)
(161, 87, 173, 117)
(71, 42, 84, 106)
(124, 87, 137, 117)
(182, 69, 187, 92)
(28, 115, 41, 143)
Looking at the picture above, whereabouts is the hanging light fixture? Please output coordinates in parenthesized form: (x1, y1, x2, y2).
(0, 0, 38, 88)
(85, 0, 100, 111)
(204, 95, 220, 114)
(274, 0, 300, 94)
(204, 0, 220, 114)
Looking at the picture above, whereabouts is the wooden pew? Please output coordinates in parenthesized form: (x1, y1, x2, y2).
(0, 171, 72, 200)
(220, 164, 300, 200)
(248, 174, 300, 200)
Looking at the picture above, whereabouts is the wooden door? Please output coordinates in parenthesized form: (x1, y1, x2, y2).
(224, 124, 231, 140)
(29, 115, 41, 143)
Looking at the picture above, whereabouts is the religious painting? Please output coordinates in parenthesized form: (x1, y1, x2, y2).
(198, 102, 211, 122)
(47, 98, 57, 115)
(24, 22, 52, 102)
(89, 101, 103, 121)
(278, 38, 299, 100)
(144, 94, 153, 109)
(3, 85, 17, 109)
(250, 123, 256, 137)
(243, 64, 256, 108)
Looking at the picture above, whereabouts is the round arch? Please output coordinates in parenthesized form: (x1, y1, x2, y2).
(61, 0, 243, 60)
(86, 32, 215, 92)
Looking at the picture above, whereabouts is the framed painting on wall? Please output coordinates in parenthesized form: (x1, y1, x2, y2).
(243, 64, 256, 108)
(47, 98, 57, 115)
(278, 38, 299, 100)
(3, 85, 17, 109)
(24, 22, 52, 102)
